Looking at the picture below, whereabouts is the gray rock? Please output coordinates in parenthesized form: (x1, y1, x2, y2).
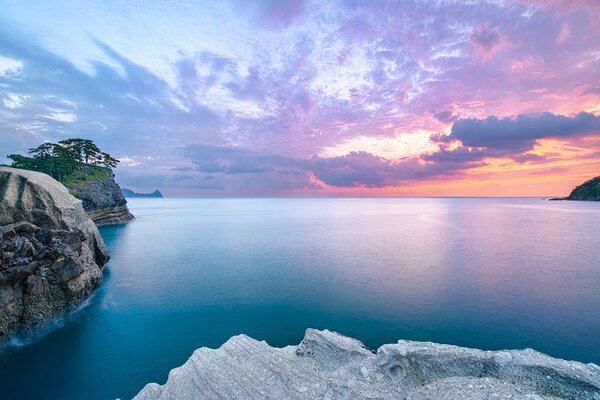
(68, 170, 134, 225)
(0, 167, 110, 343)
(134, 329, 600, 400)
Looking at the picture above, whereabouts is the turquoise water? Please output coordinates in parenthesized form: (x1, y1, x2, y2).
(1, 198, 599, 399)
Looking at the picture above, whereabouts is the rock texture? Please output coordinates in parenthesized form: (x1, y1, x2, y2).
(0, 167, 110, 343)
(122, 188, 163, 198)
(69, 171, 134, 225)
(551, 176, 600, 201)
(135, 329, 600, 400)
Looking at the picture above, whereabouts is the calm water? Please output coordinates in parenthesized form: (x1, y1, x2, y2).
(1, 198, 599, 399)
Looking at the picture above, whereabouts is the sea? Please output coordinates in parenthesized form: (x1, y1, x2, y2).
(1, 197, 599, 400)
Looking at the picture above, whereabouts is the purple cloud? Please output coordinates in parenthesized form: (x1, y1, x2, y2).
(432, 110, 459, 124)
(1, 0, 599, 194)
(445, 112, 600, 151)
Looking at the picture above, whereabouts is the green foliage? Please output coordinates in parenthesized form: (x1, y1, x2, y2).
(6, 138, 120, 184)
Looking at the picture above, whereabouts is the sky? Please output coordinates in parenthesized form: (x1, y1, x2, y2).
(0, 0, 599, 196)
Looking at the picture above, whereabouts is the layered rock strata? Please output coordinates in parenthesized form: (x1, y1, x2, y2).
(0, 167, 110, 343)
(135, 329, 600, 400)
(69, 171, 134, 225)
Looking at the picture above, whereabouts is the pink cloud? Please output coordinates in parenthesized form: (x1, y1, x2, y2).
(555, 21, 572, 45)
(510, 56, 538, 71)
(516, 0, 600, 13)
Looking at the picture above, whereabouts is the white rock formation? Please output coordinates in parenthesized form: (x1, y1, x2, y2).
(135, 329, 600, 400)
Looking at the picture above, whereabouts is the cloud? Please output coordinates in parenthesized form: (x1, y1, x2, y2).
(179, 145, 477, 190)
(469, 24, 512, 62)
(0, 55, 23, 76)
(1, 1, 599, 194)
(515, 0, 600, 13)
(2, 93, 28, 109)
(432, 110, 459, 124)
(245, 0, 306, 29)
(555, 21, 572, 46)
(443, 112, 600, 152)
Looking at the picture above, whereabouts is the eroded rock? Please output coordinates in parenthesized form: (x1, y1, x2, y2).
(68, 170, 134, 225)
(0, 167, 110, 343)
(134, 329, 600, 400)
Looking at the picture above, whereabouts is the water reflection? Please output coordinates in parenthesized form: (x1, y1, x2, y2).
(0, 198, 599, 400)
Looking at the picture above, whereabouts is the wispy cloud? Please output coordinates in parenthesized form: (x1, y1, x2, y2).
(0, 0, 598, 195)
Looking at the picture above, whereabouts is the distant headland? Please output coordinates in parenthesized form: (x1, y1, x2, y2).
(122, 188, 163, 198)
(551, 176, 600, 201)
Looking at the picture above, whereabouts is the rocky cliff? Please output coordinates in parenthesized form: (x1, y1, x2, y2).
(135, 329, 600, 400)
(67, 169, 134, 225)
(0, 167, 110, 343)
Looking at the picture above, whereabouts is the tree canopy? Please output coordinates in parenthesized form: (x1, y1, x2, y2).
(7, 138, 120, 182)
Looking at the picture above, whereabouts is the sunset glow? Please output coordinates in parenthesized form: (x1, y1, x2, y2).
(1, 0, 599, 196)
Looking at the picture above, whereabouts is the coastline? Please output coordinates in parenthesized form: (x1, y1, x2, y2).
(2, 196, 600, 399)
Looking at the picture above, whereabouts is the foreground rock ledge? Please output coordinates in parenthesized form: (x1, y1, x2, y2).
(0, 167, 110, 343)
(135, 329, 600, 400)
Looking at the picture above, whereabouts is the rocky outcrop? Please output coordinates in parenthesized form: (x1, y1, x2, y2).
(135, 329, 600, 400)
(122, 188, 163, 198)
(68, 171, 134, 225)
(551, 176, 600, 201)
(0, 167, 110, 343)
(563, 176, 600, 201)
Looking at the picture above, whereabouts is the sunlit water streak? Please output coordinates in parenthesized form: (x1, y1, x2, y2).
(0, 197, 599, 400)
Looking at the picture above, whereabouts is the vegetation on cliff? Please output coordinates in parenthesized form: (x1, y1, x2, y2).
(564, 176, 600, 201)
(551, 176, 600, 201)
(6, 138, 119, 186)
(4, 139, 134, 225)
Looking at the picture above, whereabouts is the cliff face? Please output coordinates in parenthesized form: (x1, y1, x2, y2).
(0, 167, 110, 343)
(67, 170, 134, 225)
(564, 176, 600, 201)
(135, 329, 600, 400)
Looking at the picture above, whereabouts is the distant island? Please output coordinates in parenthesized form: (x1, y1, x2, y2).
(122, 188, 163, 198)
(551, 176, 600, 201)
